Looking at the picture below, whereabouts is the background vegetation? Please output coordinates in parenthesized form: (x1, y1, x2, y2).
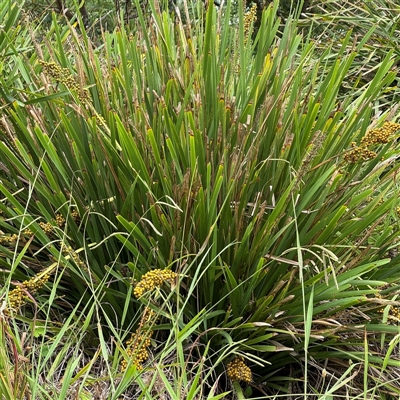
(1, 0, 400, 398)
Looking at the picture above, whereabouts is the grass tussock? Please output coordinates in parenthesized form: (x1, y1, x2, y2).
(1, 0, 400, 398)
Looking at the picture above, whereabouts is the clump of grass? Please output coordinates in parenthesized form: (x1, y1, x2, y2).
(1, 0, 400, 398)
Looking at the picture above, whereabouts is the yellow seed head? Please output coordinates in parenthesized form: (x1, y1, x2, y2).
(344, 146, 377, 163)
(7, 272, 51, 313)
(39, 60, 89, 103)
(227, 356, 253, 383)
(122, 333, 151, 370)
(63, 246, 88, 272)
(345, 121, 400, 164)
(39, 221, 53, 234)
(71, 209, 80, 223)
(120, 307, 155, 371)
(24, 229, 33, 237)
(390, 307, 400, 320)
(0, 234, 18, 245)
(244, 3, 257, 41)
(134, 269, 177, 298)
(55, 214, 65, 228)
(361, 121, 400, 146)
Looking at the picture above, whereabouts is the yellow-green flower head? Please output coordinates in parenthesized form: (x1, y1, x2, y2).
(389, 306, 400, 320)
(345, 121, 400, 164)
(39, 60, 89, 103)
(244, 3, 258, 38)
(7, 273, 50, 313)
(227, 356, 253, 383)
(134, 269, 177, 298)
(344, 145, 377, 163)
(55, 214, 65, 228)
(361, 121, 400, 146)
(39, 221, 54, 234)
(0, 234, 18, 244)
(120, 308, 155, 372)
(121, 332, 152, 371)
(71, 209, 80, 223)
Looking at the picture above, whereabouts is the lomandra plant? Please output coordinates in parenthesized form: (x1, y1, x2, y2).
(1, 0, 400, 398)
(301, 0, 400, 108)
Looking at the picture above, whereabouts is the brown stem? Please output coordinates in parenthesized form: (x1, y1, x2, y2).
(54, 0, 89, 28)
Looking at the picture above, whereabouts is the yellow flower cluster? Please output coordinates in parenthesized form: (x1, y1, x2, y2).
(0, 233, 18, 245)
(55, 214, 65, 228)
(345, 121, 400, 163)
(63, 246, 88, 273)
(24, 228, 33, 237)
(133, 269, 177, 298)
(121, 308, 155, 371)
(39, 221, 54, 235)
(361, 121, 400, 146)
(71, 209, 81, 224)
(389, 306, 400, 320)
(38, 214, 67, 236)
(227, 356, 253, 383)
(244, 3, 257, 42)
(378, 304, 400, 322)
(7, 273, 51, 313)
(39, 60, 89, 103)
(376, 291, 400, 322)
(344, 142, 377, 163)
(120, 333, 152, 371)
